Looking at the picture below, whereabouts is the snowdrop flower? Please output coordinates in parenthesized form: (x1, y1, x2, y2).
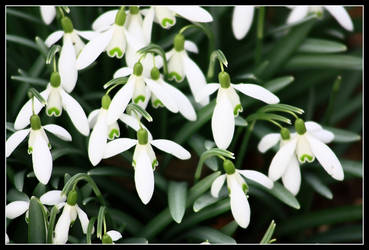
(103, 127, 191, 204)
(13, 72, 89, 136)
(198, 71, 279, 149)
(211, 160, 273, 228)
(167, 34, 209, 106)
(102, 230, 123, 244)
(232, 6, 255, 40)
(40, 6, 56, 25)
(76, 7, 129, 70)
(6, 233, 9, 244)
(6, 114, 72, 184)
(287, 6, 353, 31)
(45, 17, 97, 92)
(53, 190, 93, 244)
(265, 119, 343, 195)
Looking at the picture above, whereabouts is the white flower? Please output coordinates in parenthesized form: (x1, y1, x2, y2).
(263, 119, 343, 195)
(210, 160, 273, 228)
(287, 6, 353, 31)
(102, 230, 122, 244)
(40, 6, 56, 25)
(166, 33, 209, 106)
(6, 114, 72, 184)
(103, 127, 191, 204)
(232, 6, 255, 40)
(45, 17, 97, 93)
(198, 71, 279, 150)
(53, 190, 93, 244)
(13, 72, 89, 136)
(6, 233, 9, 244)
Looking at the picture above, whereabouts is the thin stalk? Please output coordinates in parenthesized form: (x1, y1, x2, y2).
(235, 120, 256, 169)
(255, 7, 265, 66)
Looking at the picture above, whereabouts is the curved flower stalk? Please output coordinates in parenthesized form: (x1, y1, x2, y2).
(287, 6, 353, 31)
(53, 190, 93, 244)
(211, 160, 273, 228)
(6, 114, 72, 184)
(76, 7, 130, 70)
(263, 119, 343, 195)
(102, 230, 122, 244)
(45, 16, 97, 92)
(198, 71, 279, 150)
(232, 6, 255, 40)
(40, 6, 56, 25)
(13, 72, 89, 136)
(103, 127, 191, 204)
(166, 33, 209, 106)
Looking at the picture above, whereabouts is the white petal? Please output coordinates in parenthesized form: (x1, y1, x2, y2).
(14, 88, 49, 130)
(325, 6, 353, 31)
(76, 206, 90, 234)
(59, 36, 77, 93)
(296, 135, 315, 163)
(40, 6, 56, 25)
(61, 90, 89, 136)
(75, 30, 98, 41)
(6, 201, 29, 219)
(53, 206, 71, 244)
(107, 230, 122, 241)
(257, 133, 281, 153)
(113, 67, 133, 78)
(43, 124, 72, 141)
(268, 138, 297, 181)
(238, 170, 274, 189)
(134, 150, 154, 204)
(232, 83, 280, 104)
(119, 113, 153, 141)
(307, 134, 344, 181)
(76, 28, 114, 70)
(144, 78, 179, 113)
(281, 156, 301, 195)
(45, 30, 64, 47)
(32, 134, 52, 184)
(184, 40, 199, 54)
(287, 6, 309, 24)
(310, 130, 335, 144)
(151, 139, 191, 160)
(88, 109, 100, 129)
(183, 55, 209, 106)
(228, 176, 250, 228)
(6, 233, 9, 244)
(211, 93, 234, 149)
(92, 9, 118, 31)
(305, 121, 322, 131)
(142, 7, 154, 44)
(196, 83, 220, 103)
(168, 6, 213, 23)
(6, 129, 30, 157)
(210, 174, 226, 198)
(88, 116, 107, 166)
(232, 6, 254, 40)
(40, 190, 66, 205)
(103, 138, 137, 159)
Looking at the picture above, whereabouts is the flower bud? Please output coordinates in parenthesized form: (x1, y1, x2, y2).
(115, 7, 126, 26)
(30, 114, 41, 130)
(280, 127, 290, 140)
(133, 62, 143, 76)
(218, 71, 230, 88)
(150, 67, 160, 80)
(50, 72, 61, 88)
(61, 17, 74, 33)
(67, 190, 78, 206)
(174, 34, 185, 52)
(101, 95, 111, 110)
(223, 159, 235, 175)
(137, 128, 148, 145)
(102, 234, 113, 244)
(129, 6, 139, 14)
(295, 118, 306, 135)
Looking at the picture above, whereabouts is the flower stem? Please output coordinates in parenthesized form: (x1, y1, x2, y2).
(235, 120, 256, 169)
(255, 7, 265, 66)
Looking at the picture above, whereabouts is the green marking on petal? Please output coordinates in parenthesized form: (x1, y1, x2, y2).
(28, 147, 33, 154)
(233, 104, 243, 116)
(108, 48, 123, 58)
(242, 183, 249, 194)
(300, 154, 314, 163)
(162, 18, 174, 28)
(108, 129, 119, 140)
(153, 99, 164, 108)
(152, 159, 158, 170)
(47, 107, 61, 117)
(134, 95, 145, 104)
(132, 160, 136, 168)
(168, 72, 182, 82)
(48, 143, 51, 149)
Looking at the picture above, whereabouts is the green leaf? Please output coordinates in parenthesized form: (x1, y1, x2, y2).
(304, 173, 333, 199)
(14, 170, 26, 192)
(188, 136, 219, 171)
(28, 197, 47, 243)
(284, 54, 362, 71)
(47, 206, 60, 243)
(323, 126, 361, 143)
(29, 87, 47, 105)
(341, 160, 362, 178)
(246, 112, 291, 125)
(7, 189, 29, 202)
(7, 34, 39, 50)
(86, 216, 97, 244)
(260, 220, 277, 244)
(305, 224, 362, 243)
(87, 166, 130, 177)
(297, 38, 347, 53)
(193, 193, 220, 212)
(263, 76, 295, 93)
(122, 237, 148, 244)
(6, 8, 44, 24)
(185, 226, 236, 244)
(11, 75, 48, 86)
(97, 206, 106, 239)
(220, 221, 239, 236)
(33, 182, 46, 197)
(235, 116, 248, 127)
(168, 181, 188, 223)
(51, 147, 84, 161)
(187, 171, 222, 205)
(265, 182, 300, 209)
(35, 36, 49, 57)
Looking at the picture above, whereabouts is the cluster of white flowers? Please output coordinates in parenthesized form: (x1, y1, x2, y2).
(6, 5, 353, 244)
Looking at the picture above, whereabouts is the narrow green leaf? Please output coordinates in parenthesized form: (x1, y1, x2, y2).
(51, 147, 84, 161)
(87, 166, 130, 177)
(188, 136, 218, 171)
(86, 217, 97, 244)
(168, 181, 188, 223)
(6, 122, 16, 133)
(260, 220, 277, 244)
(29, 88, 47, 105)
(341, 160, 362, 178)
(188, 171, 221, 205)
(323, 126, 361, 143)
(6, 8, 44, 24)
(263, 76, 295, 93)
(14, 170, 26, 192)
(304, 173, 333, 199)
(7, 34, 39, 50)
(235, 116, 248, 127)
(193, 192, 220, 212)
(11, 75, 48, 86)
(220, 221, 238, 236)
(35, 36, 49, 57)
(246, 112, 291, 125)
(28, 197, 47, 243)
(122, 237, 148, 244)
(33, 182, 46, 197)
(305, 224, 362, 243)
(265, 182, 300, 209)
(97, 206, 106, 239)
(47, 206, 59, 243)
(185, 226, 236, 244)
(298, 38, 347, 53)
(6, 189, 29, 203)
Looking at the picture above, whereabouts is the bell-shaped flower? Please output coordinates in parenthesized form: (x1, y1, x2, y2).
(45, 17, 97, 92)
(13, 72, 89, 136)
(266, 119, 343, 194)
(102, 230, 123, 244)
(166, 34, 209, 106)
(103, 127, 191, 204)
(40, 6, 56, 25)
(287, 6, 353, 31)
(198, 71, 279, 150)
(211, 160, 273, 228)
(76, 7, 129, 71)
(53, 190, 93, 244)
(232, 6, 255, 40)
(6, 114, 72, 184)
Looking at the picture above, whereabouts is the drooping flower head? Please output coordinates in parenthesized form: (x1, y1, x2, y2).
(232, 6, 255, 40)
(40, 6, 56, 25)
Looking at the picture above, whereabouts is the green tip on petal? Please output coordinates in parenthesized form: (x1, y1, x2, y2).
(133, 62, 143, 76)
(50, 72, 61, 87)
(242, 183, 249, 194)
(280, 127, 291, 140)
(61, 16, 74, 33)
(300, 154, 314, 163)
(153, 99, 164, 108)
(67, 190, 78, 206)
(101, 95, 111, 110)
(137, 128, 148, 145)
(115, 7, 126, 26)
(162, 18, 174, 28)
(129, 6, 139, 14)
(102, 234, 113, 244)
(150, 67, 160, 80)
(30, 114, 41, 130)
(134, 95, 145, 104)
(168, 72, 182, 82)
(108, 48, 124, 58)
(47, 107, 61, 117)
(223, 159, 235, 175)
(233, 104, 243, 116)
(108, 129, 119, 140)
(152, 159, 158, 170)
(295, 118, 306, 135)
(218, 71, 231, 88)
(174, 33, 185, 52)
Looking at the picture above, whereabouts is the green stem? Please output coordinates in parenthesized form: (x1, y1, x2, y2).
(235, 120, 256, 169)
(255, 7, 265, 66)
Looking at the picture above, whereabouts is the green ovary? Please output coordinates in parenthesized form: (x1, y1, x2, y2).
(108, 129, 119, 140)
(233, 104, 243, 116)
(108, 48, 123, 58)
(47, 107, 60, 116)
(162, 18, 174, 28)
(134, 95, 145, 104)
(168, 72, 182, 82)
